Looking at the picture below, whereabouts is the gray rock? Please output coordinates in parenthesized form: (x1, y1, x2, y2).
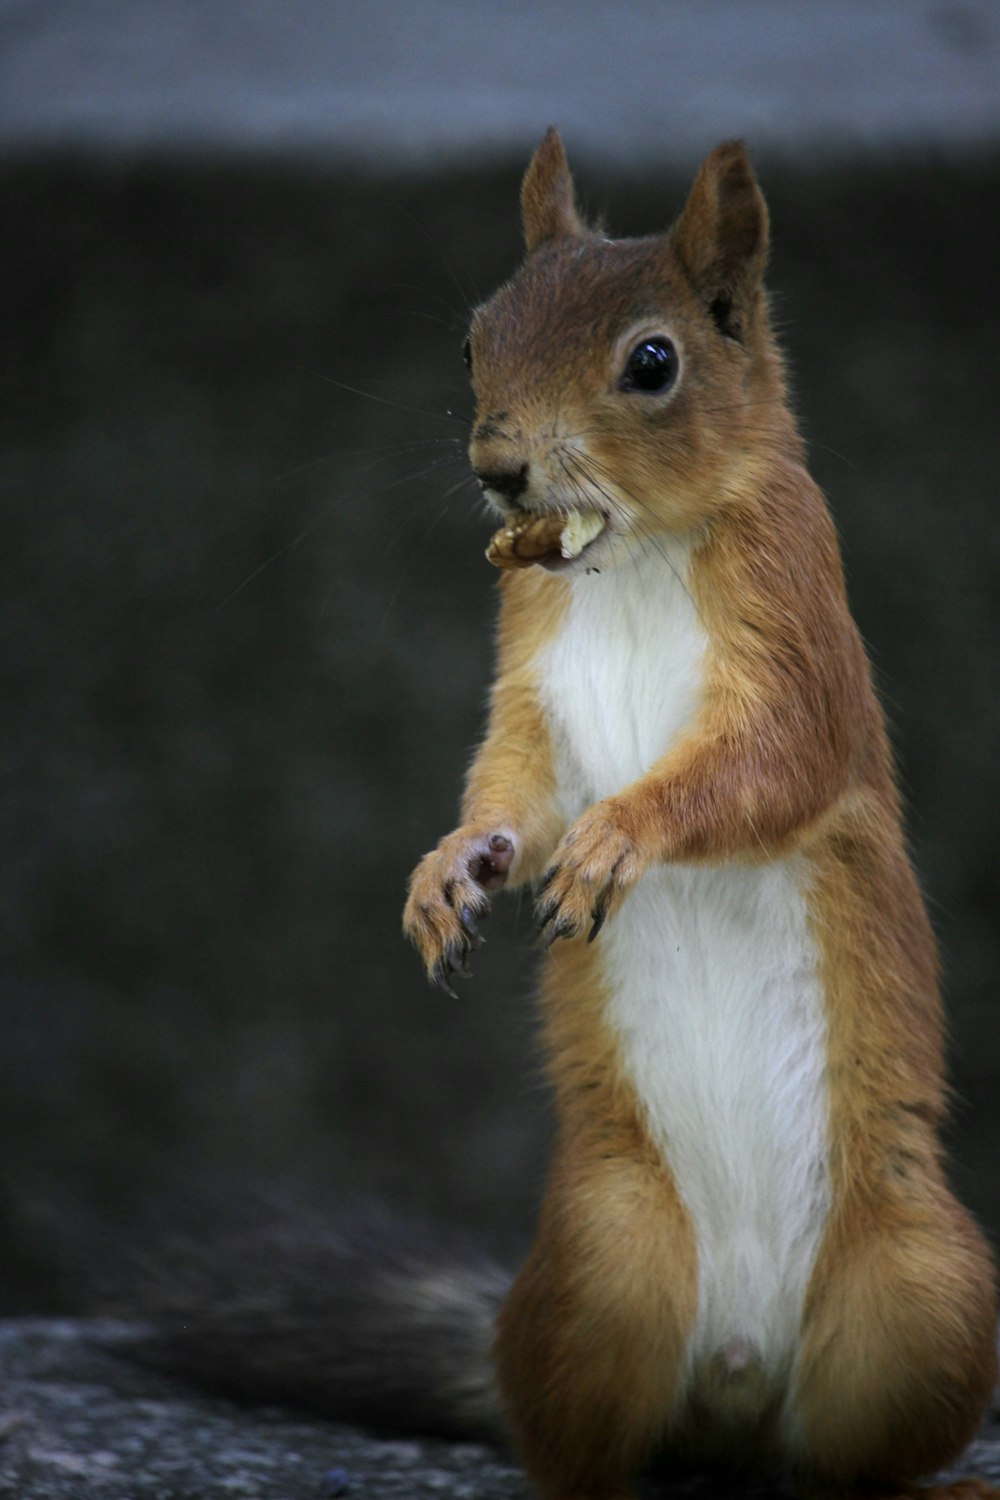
(0, 1320, 998, 1499)
(0, 1319, 530, 1499)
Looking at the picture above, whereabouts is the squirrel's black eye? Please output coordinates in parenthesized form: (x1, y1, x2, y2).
(620, 337, 678, 394)
(462, 338, 473, 372)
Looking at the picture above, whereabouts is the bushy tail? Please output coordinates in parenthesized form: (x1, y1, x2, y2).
(92, 1198, 511, 1442)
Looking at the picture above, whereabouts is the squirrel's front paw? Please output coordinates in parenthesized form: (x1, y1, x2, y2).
(404, 828, 516, 995)
(537, 802, 644, 945)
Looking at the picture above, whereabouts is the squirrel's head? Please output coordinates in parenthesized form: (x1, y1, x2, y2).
(468, 130, 793, 571)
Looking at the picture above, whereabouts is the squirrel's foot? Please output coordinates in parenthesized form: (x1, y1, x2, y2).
(537, 800, 645, 945)
(404, 827, 515, 994)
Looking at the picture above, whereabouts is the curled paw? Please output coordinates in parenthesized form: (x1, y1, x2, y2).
(403, 827, 516, 994)
(536, 802, 644, 946)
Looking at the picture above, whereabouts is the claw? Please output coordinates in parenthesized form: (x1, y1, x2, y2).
(460, 905, 485, 947)
(538, 866, 558, 893)
(443, 939, 468, 976)
(430, 962, 458, 999)
(544, 916, 577, 949)
(537, 899, 558, 932)
(588, 904, 607, 943)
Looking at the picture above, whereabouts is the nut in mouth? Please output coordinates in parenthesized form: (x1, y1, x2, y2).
(486, 508, 607, 571)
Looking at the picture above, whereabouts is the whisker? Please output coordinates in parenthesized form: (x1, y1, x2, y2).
(402, 309, 470, 334)
(562, 451, 659, 574)
(372, 278, 470, 333)
(803, 439, 866, 478)
(394, 206, 479, 314)
(277, 436, 463, 484)
(372, 485, 478, 634)
(214, 501, 343, 612)
(301, 369, 471, 427)
(359, 374, 465, 398)
(377, 464, 473, 565)
(219, 449, 468, 613)
(440, 471, 480, 503)
(562, 449, 704, 621)
(350, 444, 465, 484)
(216, 551, 293, 613)
(368, 451, 466, 498)
(345, 435, 463, 457)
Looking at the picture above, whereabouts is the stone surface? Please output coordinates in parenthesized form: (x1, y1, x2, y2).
(0, 1320, 531, 1500)
(1, 1320, 999, 1499)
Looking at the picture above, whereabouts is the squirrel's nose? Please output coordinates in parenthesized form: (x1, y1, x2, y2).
(474, 463, 529, 504)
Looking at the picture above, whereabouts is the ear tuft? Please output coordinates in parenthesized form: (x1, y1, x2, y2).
(670, 141, 769, 328)
(520, 128, 586, 252)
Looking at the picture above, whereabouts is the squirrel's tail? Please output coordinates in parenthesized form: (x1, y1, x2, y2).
(93, 1198, 511, 1442)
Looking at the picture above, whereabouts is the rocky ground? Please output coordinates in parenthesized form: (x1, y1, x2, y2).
(2, 1320, 999, 1500)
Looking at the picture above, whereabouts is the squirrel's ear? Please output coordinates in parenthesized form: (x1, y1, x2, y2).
(521, 128, 586, 252)
(669, 142, 769, 335)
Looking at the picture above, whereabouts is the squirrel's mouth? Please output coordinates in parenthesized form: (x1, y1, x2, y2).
(485, 508, 607, 572)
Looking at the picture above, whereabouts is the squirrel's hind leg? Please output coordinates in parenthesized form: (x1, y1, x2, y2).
(493, 1143, 698, 1500)
(789, 1187, 997, 1499)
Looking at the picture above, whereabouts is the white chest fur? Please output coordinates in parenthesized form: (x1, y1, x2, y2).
(536, 538, 708, 816)
(535, 540, 830, 1418)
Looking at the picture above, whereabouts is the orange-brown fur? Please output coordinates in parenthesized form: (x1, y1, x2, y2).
(403, 130, 997, 1499)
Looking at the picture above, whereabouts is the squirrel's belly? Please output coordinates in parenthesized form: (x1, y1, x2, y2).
(536, 546, 830, 1418)
(599, 859, 831, 1418)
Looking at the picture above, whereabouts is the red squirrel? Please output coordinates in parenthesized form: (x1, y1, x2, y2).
(402, 130, 999, 1499)
(118, 132, 997, 1500)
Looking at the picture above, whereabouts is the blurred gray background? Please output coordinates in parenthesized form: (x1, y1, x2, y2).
(2, 0, 998, 1309)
